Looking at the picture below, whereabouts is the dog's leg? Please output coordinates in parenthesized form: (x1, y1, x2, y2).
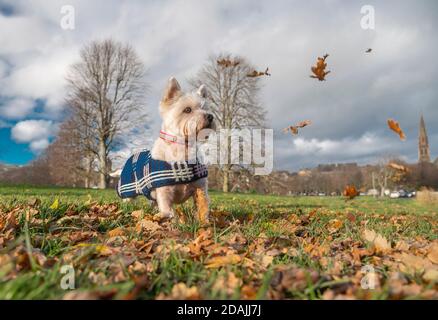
(193, 187, 210, 225)
(155, 188, 175, 220)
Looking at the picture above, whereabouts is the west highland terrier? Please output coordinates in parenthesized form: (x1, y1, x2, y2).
(117, 77, 215, 225)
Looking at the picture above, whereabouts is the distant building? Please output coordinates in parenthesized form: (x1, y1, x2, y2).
(419, 114, 431, 163)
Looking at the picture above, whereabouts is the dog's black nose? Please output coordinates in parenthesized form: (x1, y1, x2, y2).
(207, 114, 214, 122)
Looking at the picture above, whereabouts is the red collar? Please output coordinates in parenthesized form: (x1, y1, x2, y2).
(159, 131, 188, 145)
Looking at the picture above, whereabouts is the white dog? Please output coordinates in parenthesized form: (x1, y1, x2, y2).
(117, 77, 214, 225)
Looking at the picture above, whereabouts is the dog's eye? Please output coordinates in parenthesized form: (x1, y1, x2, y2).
(183, 107, 192, 113)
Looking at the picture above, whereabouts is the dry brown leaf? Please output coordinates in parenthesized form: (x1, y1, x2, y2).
(108, 227, 125, 238)
(135, 219, 161, 234)
(388, 162, 410, 173)
(327, 219, 343, 234)
(247, 67, 271, 78)
(131, 210, 144, 220)
(387, 119, 406, 140)
(217, 58, 240, 68)
(212, 272, 242, 296)
(283, 120, 312, 135)
(63, 291, 100, 300)
(310, 54, 331, 81)
(343, 185, 359, 200)
(423, 269, 438, 283)
(362, 229, 391, 254)
(157, 283, 200, 300)
(427, 243, 438, 264)
(395, 252, 435, 274)
(205, 254, 242, 269)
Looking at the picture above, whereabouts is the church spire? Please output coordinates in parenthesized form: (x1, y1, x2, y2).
(419, 114, 431, 163)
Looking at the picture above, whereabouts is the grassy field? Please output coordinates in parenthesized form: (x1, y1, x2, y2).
(0, 185, 437, 300)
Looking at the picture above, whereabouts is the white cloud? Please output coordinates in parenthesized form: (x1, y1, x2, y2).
(290, 133, 388, 157)
(11, 120, 56, 153)
(29, 138, 50, 153)
(0, 98, 35, 119)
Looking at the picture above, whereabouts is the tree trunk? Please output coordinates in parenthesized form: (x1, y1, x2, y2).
(98, 139, 107, 189)
(222, 165, 230, 193)
(84, 156, 91, 188)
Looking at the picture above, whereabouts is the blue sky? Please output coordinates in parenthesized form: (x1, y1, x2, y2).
(1, 0, 438, 171)
(0, 128, 33, 164)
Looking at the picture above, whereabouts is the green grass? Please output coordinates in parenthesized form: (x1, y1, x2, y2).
(0, 185, 437, 300)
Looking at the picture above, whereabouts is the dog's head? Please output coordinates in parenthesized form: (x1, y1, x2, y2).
(159, 77, 215, 139)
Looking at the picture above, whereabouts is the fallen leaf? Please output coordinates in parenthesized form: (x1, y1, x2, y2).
(327, 219, 343, 234)
(423, 269, 438, 282)
(131, 210, 144, 220)
(157, 283, 200, 300)
(427, 243, 438, 264)
(27, 197, 41, 207)
(135, 219, 161, 234)
(108, 227, 125, 238)
(205, 254, 242, 268)
(49, 198, 59, 210)
(362, 229, 391, 254)
(212, 272, 242, 296)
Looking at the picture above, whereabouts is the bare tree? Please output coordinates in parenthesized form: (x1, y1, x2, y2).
(373, 157, 396, 197)
(189, 53, 266, 192)
(66, 39, 148, 189)
(44, 119, 86, 187)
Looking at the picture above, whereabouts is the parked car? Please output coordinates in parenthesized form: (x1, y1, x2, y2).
(398, 190, 408, 198)
(390, 191, 400, 199)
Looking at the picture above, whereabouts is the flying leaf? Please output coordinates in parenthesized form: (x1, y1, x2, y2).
(49, 198, 59, 210)
(217, 58, 240, 68)
(388, 162, 410, 173)
(343, 185, 359, 200)
(283, 120, 312, 135)
(310, 54, 331, 81)
(387, 119, 406, 140)
(247, 67, 271, 78)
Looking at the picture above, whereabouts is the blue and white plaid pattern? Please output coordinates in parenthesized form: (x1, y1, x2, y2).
(116, 150, 208, 200)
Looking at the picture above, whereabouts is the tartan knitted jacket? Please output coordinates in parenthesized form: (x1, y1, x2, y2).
(116, 150, 208, 201)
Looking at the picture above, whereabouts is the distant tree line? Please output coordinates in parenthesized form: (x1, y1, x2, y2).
(1, 43, 267, 191)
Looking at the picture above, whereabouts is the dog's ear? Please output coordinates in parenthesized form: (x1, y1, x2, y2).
(197, 84, 208, 99)
(161, 77, 181, 105)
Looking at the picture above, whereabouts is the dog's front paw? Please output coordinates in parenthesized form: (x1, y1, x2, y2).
(153, 211, 175, 222)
